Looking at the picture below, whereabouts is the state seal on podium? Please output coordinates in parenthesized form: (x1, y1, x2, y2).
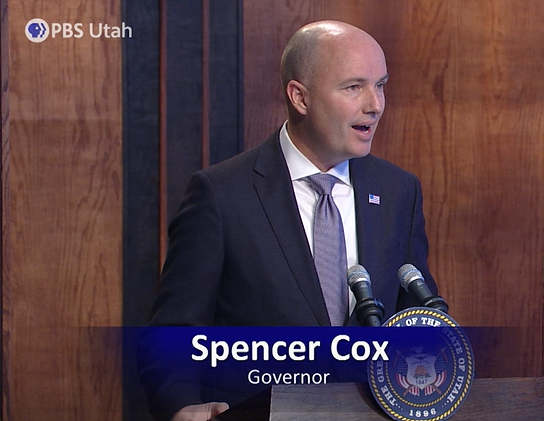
(368, 307, 474, 421)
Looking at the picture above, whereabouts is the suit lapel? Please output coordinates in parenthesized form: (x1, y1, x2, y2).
(351, 156, 383, 278)
(345, 156, 383, 326)
(252, 134, 330, 326)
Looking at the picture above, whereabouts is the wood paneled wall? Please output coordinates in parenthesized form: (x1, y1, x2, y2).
(2, 1, 123, 420)
(2, 1, 542, 419)
(243, 0, 543, 377)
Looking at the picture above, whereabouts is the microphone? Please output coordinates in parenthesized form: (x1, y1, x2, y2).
(347, 265, 385, 326)
(398, 264, 449, 313)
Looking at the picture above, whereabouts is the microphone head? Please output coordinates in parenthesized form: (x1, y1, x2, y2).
(347, 264, 371, 288)
(398, 263, 424, 290)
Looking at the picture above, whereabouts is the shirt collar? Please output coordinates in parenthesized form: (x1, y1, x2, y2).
(279, 121, 351, 185)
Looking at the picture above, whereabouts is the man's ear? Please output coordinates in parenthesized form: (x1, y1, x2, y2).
(286, 80, 309, 116)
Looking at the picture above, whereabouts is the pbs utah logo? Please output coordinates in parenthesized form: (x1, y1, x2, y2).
(26, 18, 50, 43)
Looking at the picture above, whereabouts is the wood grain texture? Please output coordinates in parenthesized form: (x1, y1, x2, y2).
(267, 379, 544, 421)
(3, 1, 123, 420)
(243, 0, 543, 377)
(1, 0, 9, 414)
(215, 378, 544, 421)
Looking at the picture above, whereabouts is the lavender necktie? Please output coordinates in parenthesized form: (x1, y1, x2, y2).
(306, 173, 348, 326)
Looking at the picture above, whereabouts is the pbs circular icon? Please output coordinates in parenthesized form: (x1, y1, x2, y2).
(368, 308, 474, 421)
(25, 18, 50, 43)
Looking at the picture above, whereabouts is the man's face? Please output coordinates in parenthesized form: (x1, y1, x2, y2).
(301, 35, 388, 170)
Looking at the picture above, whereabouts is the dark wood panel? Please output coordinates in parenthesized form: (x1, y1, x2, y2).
(162, 0, 244, 229)
(208, 0, 244, 165)
(3, 1, 123, 420)
(242, 0, 543, 377)
(122, 0, 161, 328)
(164, 0, 203, 224)
(122, 1, 161, 420)
(1, 0, 9, 415)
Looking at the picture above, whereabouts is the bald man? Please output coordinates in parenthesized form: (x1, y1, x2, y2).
(140, 20, 438, 421)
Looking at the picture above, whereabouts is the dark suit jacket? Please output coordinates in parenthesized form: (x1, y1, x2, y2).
(140, 130, 438, 419)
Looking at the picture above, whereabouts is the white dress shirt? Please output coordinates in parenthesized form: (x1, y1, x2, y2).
(279, 122, 358, 314)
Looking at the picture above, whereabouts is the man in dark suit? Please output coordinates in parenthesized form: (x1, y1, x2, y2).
(141, 20, 438, 421)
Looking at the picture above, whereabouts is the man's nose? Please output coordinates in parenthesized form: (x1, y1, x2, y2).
(363, 89, 384, 115)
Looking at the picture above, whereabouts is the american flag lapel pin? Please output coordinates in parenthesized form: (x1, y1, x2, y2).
(368, 194, 380, 205)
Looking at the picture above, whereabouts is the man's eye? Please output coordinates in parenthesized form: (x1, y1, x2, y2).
(347, 85, 360, 91)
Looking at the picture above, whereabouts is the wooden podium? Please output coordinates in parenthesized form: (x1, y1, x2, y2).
(215, 377, 544, 421)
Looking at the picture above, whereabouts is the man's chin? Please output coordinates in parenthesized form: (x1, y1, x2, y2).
(350, 143, 373, 159)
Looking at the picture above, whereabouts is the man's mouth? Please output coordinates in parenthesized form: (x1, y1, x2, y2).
(352, 124, 371, 133)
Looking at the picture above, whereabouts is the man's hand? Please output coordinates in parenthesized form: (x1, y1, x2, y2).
(171, 402, 230, 421)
